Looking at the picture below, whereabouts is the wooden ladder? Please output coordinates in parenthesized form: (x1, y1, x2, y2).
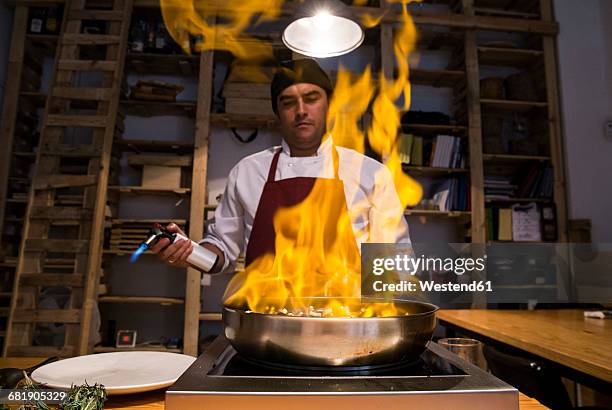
(3, 0, 133, 357)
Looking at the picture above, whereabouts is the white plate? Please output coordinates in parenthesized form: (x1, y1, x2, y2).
(31, 351, 196, 395)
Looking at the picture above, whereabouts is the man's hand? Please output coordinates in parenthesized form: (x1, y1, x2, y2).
(148, 223, 193, 268)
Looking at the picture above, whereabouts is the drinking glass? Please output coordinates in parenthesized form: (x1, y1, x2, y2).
(437, 338, 487, 370)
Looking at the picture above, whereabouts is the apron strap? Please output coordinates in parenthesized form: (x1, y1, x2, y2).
(266, 149, 282, 183)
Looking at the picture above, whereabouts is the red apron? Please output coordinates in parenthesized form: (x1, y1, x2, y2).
(245, 145, 360, 267)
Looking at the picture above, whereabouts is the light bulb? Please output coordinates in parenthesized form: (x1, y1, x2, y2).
(312, 10, 333, 31)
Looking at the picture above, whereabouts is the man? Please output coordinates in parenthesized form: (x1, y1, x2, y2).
(150, 59, 410, 272)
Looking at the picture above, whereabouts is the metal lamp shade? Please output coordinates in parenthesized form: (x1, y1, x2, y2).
(282, 0, 364, 58)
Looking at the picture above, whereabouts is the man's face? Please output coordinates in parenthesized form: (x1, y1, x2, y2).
(276, 83, 329, 155)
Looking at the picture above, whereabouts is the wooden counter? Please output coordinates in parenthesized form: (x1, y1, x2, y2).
(437, 309, 612, 388)
(0, 357, 548, 409)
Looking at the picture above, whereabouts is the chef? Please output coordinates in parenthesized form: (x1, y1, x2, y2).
(150, 58, 411, 272)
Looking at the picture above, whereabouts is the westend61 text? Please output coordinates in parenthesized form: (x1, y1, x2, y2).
(372, 280, 493, 293)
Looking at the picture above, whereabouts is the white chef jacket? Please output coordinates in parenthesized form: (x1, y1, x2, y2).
(201, 136, 411, 273)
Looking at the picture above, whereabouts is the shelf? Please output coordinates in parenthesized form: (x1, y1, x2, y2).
(25, 34, 58, 57)
(409, 68, 465, 88)
(55, 195, 84, 206)
(485, 197, 552, 204)
(401, 123, 468, 134)
(483, 154, 550, 162)
(416, 30, 464, 51)
(199, 312, 222, 321)
(114, 138, 194, 153)
(120, 100, 197, 117)
(480, 98, 548, 113)
(98, 296, 184, 305)
(108, 185, 191, 195)
(4, 217, 24, 223)
(94, 345, 182, 353)
(44, 258, 76, 268)
(473, 6, 539, 19)
(125, 52, 199, 76)
(6, 197, 28, 204)
(403, 165, 469, 175)
(25, 33, 58, 42)
(478, 46, 543, 68)
(8, 177, 30, 182)
(0, 258, 17, 268)
(210, 113, 279, 130)
(405, 209, 471, 217)
(13, 151, 36, 158)
(20, 91, 47, 108)
(111, 218, 188, 225)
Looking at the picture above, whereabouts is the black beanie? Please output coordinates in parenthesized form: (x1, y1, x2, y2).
(270, 59, 333, 115)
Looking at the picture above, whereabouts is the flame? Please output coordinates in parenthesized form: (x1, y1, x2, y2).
(160, 0, 281, 62)
(161, 0, 423, 317)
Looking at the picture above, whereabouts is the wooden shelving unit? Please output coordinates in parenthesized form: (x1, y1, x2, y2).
(107, 186, 191, 195)
(480, 98, 548, 112)
(404, 210, 472, 218)
(209, 113, 279, 129)
(125, 52, 199, 75)
(403, 166, 469, 175)
(482, 153, 550, 162)
(401, 123, 468, 134)
(114, 138, 194, 153)
(119, 100, 197, 117)
(477, 46, 544, 67)
(0, 5, 54, 354)
(98, 296, 184, 305)
(409, 68, 466, 88)
(0, 0, 568, 356)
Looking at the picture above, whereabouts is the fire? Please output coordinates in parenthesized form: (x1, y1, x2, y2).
(160, 0, 282, 64)
(160, 0, 423, 317)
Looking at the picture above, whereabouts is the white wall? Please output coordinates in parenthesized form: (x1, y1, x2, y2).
(554, 0, 612, 242)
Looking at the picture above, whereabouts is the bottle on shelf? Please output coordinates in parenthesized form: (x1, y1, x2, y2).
(155, 22, 170, 54)
(44, 5, 59, 34)
(28, 8, 46, 34)
(145, 19, 156, 53)
(130, 19, 145, 53)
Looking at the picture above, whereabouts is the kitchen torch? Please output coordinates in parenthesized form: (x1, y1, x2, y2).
(133, 225, 218, 272)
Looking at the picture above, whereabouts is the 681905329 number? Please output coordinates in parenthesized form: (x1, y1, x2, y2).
(0, 388, 67, 404)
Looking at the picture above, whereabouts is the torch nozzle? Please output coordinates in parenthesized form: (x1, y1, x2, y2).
(144, 227, 164, 248)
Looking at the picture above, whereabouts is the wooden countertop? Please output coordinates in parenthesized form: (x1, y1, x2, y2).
(104, 390, 549, 409)
(0, 357, 548, 409)
(437, 309, 612, 384)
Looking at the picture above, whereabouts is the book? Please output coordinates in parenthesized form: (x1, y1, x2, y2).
(498, 208, 513, 241)
(398, 133, 414, 164)
(432, 179, 452, 211)
(411, 136, 423, 166)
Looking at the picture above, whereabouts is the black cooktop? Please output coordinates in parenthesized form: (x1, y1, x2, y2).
(166, 336, 519, 410)
(209, 346, 465, 377)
